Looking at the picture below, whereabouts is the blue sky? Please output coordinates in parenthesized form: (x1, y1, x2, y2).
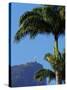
(11, 3, 65, 71)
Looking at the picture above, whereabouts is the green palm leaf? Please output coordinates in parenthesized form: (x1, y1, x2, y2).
(19, 11, 43, 26)
(35, 69, 55, 81)
(44, 53, 57, 64)
(44, 52, 64, 71)
(15, 15, 51, 41)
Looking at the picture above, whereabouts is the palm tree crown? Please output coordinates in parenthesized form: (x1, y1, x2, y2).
(15, 5, 65, 41)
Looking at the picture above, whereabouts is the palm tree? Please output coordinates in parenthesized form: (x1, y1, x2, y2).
(35, 50, 65, 84)
(15, 5, 65, 84)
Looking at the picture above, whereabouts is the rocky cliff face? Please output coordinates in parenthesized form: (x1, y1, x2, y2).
(10, 62, 46, 87)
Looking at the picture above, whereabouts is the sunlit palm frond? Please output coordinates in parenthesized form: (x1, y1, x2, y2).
(44, 53, 57, 64)
(19, 11, 42, 26)
(58, 6, 65, 20)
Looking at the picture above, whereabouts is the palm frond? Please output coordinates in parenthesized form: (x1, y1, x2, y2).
(44, 52, 65, 72)
(15, 15, 51, 41)
(59, 6, 65, 20)
(32, 7, 43, 15)
(43, 6, 65, 36)
(15, 6, 65, 42)
(19, 11, 42, 26)
(35, 69, 55, 81)
(44, 53, 57, 64)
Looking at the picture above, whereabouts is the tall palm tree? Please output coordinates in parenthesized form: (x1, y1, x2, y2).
(35, 50, 65, 84)
(15, 5, 65, 84)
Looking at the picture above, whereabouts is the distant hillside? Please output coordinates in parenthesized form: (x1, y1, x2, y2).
(10, 62, 46, 87)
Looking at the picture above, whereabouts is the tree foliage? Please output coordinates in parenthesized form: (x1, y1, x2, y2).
(15, 5, 65, 42)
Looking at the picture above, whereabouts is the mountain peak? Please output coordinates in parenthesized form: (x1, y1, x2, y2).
(10, 62, 46, 87)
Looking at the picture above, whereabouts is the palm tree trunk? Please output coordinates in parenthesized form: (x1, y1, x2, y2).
(54, 35, 59, 58)
(55, 71, 62, 84)
(55, 71, 59, 84)
(54, 36, 59, 84)
(54, 35, 62, 84)
(47, 78, 50, 85)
